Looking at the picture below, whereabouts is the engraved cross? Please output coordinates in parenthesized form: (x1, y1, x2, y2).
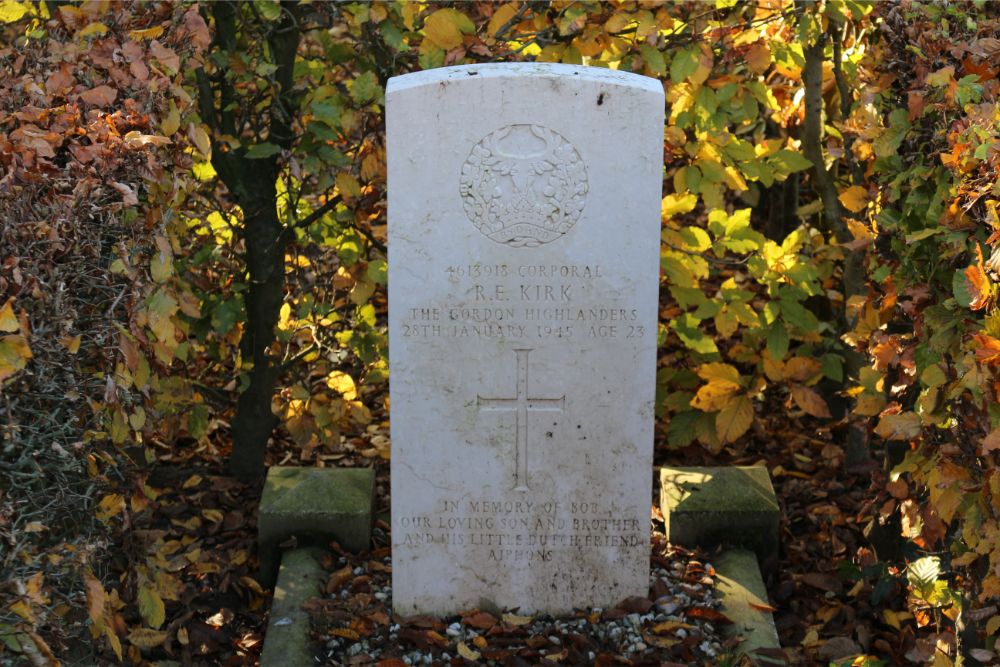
(477, 348, 564, 491)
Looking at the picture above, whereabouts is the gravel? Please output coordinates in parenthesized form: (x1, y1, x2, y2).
(312, 525, 729, 665)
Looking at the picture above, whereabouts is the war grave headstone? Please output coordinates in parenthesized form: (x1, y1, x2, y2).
(387, 63, 664, 615)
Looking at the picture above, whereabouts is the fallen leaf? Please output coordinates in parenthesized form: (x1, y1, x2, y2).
(501, 612, 533, 626)
(79, 84, 117, 107)
(457, 641, 480, 661)
(462, 611, 497, 629)
(791, 384, 832, 418)
(874, 411, 921, 440)
(127, 628, 168, 649)
(0, 299, 19, 333)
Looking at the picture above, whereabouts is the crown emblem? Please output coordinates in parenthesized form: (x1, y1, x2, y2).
(460, 125, 588, 247)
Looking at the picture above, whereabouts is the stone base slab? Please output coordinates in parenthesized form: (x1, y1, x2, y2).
(258, 466, 374, 586)
(659, 466, 779, 571)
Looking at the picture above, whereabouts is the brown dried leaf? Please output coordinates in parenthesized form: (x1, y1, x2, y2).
(79, 84, 117, 107)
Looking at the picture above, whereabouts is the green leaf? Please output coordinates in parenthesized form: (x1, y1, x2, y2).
(767, 149, 813, 175)
(672, 314, 719, 355)
(906, 556, 940, 600)
(366, 259, 387, 285)
(669, 46, 699, 84)
(821, 354, 843, 383)
(952, 268, 974, 308)
(350, 71, 382, 106)
(666, 410, 700, 447)
(639, 44, 666, 76)
(244, 143, 282, 159)
(920, 364, 947, 388)
(255, 0, 282, 21)
(766, 324, 790, 359)
(188, 404, 209, 439)
(779, 298, 818, 332)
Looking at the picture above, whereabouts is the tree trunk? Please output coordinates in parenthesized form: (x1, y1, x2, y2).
(801, 32, 870, 467)
(229, 198, 286, 481)
(196, 1, 304, 481)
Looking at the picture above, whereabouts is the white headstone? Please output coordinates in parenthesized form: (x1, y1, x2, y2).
(387, 63, 663, 616)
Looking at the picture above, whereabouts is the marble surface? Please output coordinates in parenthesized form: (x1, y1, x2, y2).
(387, 63, 664, 615)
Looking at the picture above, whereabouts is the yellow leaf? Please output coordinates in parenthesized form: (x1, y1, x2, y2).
(189, 124, 211, 159)
(716, 394, 753, 444)
(457, 641, 480, 661)
(60, 334, 81, 354)
(138, 582, 165, 628)
(160, 99, 180, 136)
(129, 408, 146, 430)
(182, 473, 202, 489)
(883, 608, 901, 630)
(0, 0, 28, 23)
(350, 279, 376, 306)
(9, 600, 34, 623)
(95, 494, 124, 522)
(838, 185, 869, 213)
(105, 625, 123, 660)
(336, 172, 361, 199)
(690, 380, 741, 412)
(784, 357, 822, 383)
(762, 353, 784, 382)
(0, 298, 19, 332)
(129, 25, 165, 40)
(661, 193, 698, 219)
(76, 21, 108, 38)
(127, 628, 168, 649)
(986, 615, 1000, 637)
(873, 412, 921, 440)
(502, 613, 533, 626)
(202, 509, 224, 523)
(696, 363, 740, 384)
(926, 65, 954, 87)
(423, 8, 471, 50)
(327, 371, 357, 400)
(691, 43, 714, 86)
(790, 384, 831, 418)
(487, 3, 518, 38)
(854, 393, 885, 416)
(0, 334, 32, 381)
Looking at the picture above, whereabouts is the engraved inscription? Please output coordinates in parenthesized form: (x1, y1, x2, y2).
(399, 262, 644, 341)
(478, 349, 564, 491)
(395, 498, 647, 563)
(460, 125, 588, 247)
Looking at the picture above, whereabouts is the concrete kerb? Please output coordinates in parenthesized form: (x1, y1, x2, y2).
(715, 549, 784, 665)
(259, 547, 325, 667)
(258, 466, 376, 667)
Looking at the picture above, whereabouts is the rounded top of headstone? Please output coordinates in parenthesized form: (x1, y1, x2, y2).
(386, 63, 664, 97)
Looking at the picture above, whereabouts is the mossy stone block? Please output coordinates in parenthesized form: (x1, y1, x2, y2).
(660, 466, 779, 570)
(259, 466, 374, 586)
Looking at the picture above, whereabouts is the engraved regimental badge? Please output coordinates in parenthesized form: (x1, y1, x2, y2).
(460, 124, 588, 248)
